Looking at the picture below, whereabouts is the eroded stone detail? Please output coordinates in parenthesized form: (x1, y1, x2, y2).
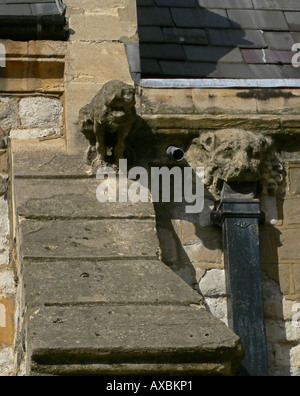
(78, 80, 138, 167)
(186, 129, 284, 200)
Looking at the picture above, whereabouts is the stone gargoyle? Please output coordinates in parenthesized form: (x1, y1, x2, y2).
(78, 80, 139, 167)
(186, 129, 284, 200)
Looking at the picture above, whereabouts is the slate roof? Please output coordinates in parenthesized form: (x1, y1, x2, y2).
(137, 0, 300, 79)
(0, 0, 67, 40)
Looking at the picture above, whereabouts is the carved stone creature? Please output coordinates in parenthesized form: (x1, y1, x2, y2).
(78, 80, 137, 167)
(186, 129, 284, 200)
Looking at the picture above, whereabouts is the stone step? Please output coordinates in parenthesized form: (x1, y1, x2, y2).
(13, 152, 91, 178)
(15, 179, 155, 219)
(20, 219, 159, 260)
(23, 260, 202, 307)
(31, 362, 232, 376)
(28, 305, 243, 375)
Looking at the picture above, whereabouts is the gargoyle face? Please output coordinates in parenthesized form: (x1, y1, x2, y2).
(103, 87, 136, 132)
(210, 132, 268, 183)
(186, 129, 284, 200)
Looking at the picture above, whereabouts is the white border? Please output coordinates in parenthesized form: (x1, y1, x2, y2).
(140, 79, 300, 89)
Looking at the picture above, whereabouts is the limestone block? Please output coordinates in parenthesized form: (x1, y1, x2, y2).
(28, 305, 242, 366)
(0, 60, 64, 93)
(183, 242, 223, 265)
(15, 179, 155, 220)
(20, 219, 159, 260)
(0, 347, 14, 375)
(263, 274, 284, 321)
(199, 269, 227, 298)
(290, 168, 300, 195)
(19, 97, 63, 128)
(0, 98, 18, 128)
(205, 297, 228, 321)
(0, 198, 9, 267)
(272, 343, 293, 369)
(278, 229, 300, 261)
(66, 42, 133, 85)
(283, 298, 300, 321)
(291, 344, 300, 368)
(283, 198, 300, 225)
(23, 260, 202, 308)
(27, 41, 66, 58)
(12, 151, 90, 178)
(285, 320, 300, 342)
(279, 265, 291, 295)
(0, 151, 8, 174)
(69, 13, 137, 42)
(10, 127, 61, 140)
(0, 298, 14, 346)
(293, 265, 300, 295)
(64, 0, 134, 13)
(0, 268, 15, 296)
(266, 320, 286, 343)
(192, 89, 257, 115)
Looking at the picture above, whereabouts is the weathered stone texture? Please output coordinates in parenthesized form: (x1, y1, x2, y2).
(28, 305, 242, 372)
(0, 198, 10, 268)
(290, 168, 300, 195)
(64, 0, 137, 154)
(12, 147, 244, 376)
(10, 127, 61, 140)
(19, 97, 62, 128)
(138, 88, 300, 116)
(186, 129, 284, 200)
(199, 269, 227, 298)
(0, 347, 14, 375)
(15, 179, 155, 220)
(24, 260, 202, 307)
(0, 98, 18, 128)
(21, 219, 159, 259)
(283, 198, 300, 225)
(0, 297, 15, 346)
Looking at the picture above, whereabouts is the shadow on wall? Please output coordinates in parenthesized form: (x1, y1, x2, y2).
(153, 170, 295, 376)
(137, 3, 251, 78)
(259, 221, 293, 376)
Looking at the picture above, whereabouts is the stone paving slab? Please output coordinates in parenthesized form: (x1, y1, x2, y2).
(20, 219, 159, 260)
(15, 179, 155, 219)
(23, 260, 202, 307)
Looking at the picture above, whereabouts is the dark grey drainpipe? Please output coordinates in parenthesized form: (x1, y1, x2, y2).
(211, 182, 269, 376)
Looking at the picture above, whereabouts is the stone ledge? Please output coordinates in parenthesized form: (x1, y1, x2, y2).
(27, 305, 243, 375)
(31, 362, 232, 376)
(20, 219, 159, 260)
(142, 114, 300, 134)
(23, 260, 202, 307)
(15, 179, 155, 220)
(13, 152, 90, 178)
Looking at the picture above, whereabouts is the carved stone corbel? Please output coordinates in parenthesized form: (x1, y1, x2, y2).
(185, 129, 284, 200)
(78, 80, 138, 168)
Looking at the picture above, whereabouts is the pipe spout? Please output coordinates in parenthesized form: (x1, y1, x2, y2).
(166, 146, 185, 162)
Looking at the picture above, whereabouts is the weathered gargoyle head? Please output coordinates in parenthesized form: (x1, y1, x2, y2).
(186, 129, 284, 200)
(78, 80, 137, 166)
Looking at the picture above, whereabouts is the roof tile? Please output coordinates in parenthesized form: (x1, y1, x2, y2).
(135, 0, 300, 79)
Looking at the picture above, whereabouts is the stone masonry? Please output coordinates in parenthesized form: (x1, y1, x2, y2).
(12, 150, 243, 376)
(0, 0, 299, 376)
